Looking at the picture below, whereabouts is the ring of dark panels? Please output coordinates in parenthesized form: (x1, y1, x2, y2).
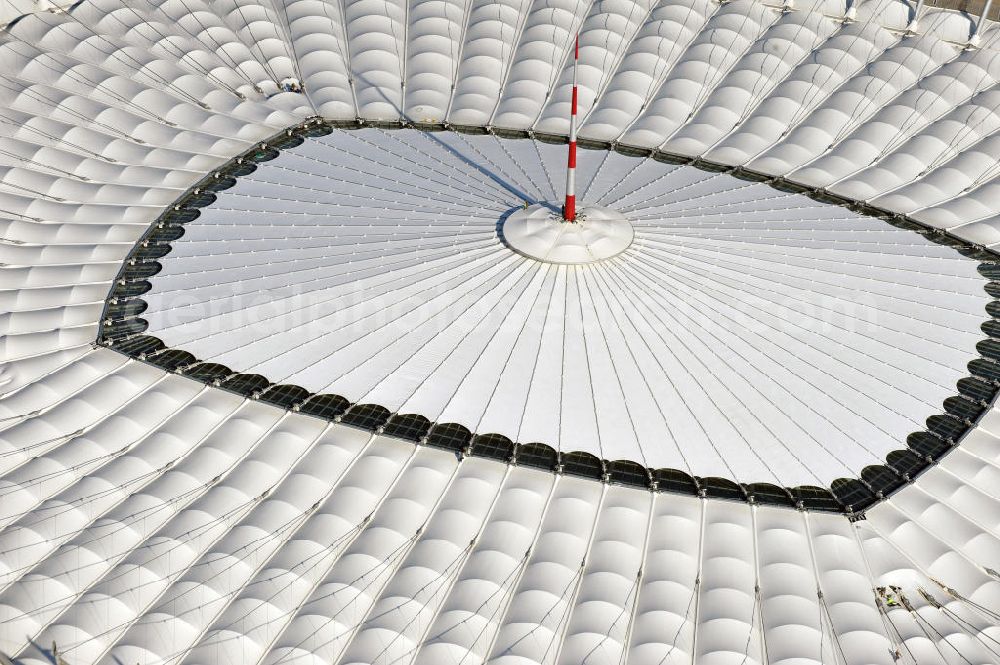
(97, 117, 1000, 517)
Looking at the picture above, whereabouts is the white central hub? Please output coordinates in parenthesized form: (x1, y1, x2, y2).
(501, 204, 634, 265)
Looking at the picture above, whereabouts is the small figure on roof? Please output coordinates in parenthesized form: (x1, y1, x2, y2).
(280, 77, 303, 93)
(877, 585, 900, 607)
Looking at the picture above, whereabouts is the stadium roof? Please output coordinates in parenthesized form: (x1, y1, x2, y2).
(1, 0, 1000, 663)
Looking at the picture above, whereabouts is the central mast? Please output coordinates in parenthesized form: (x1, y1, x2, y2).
(563, 33, 579, 222)
(502, 29, 633, 264)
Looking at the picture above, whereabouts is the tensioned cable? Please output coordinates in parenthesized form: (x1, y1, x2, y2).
(0, 76, 143, 141)
(143, 237, 499, 328)
(831, 68, 934, 153)
(279, 256, 528, 396)
(345, 537, 479, 664)
(926, 590, 1000, 659)
(850, 527, 922, 665)
(578, 147, 614, 200)
(0, 410, 290, 572)
(161, 434, 385, 629)
(120, 0, 262, 91)
(349, 258, 540, 410)
(0, 398, 221, 590)
(0, 380, 190, 477)
(19, 494, 317, 661)
(592, 150, 657, 205)
(910, 83, 1000, 175)
(609, 256, 888, 475)
(721, 10, 845, 134)
(65, 492, 348, 653)
(424, 548, 531, 661)
(0, 54, 272, 158)
(545, 491, 619, 665)
(603, 275, 918, 480)
(0, 349, 105, 417)
(273, 457, 505, 665)
(861, 509, 1000, 632)
(633, 244, 956, 413)
(520, 0, 596, 129)
(347, 130, 516, 202)
(262, 147, 511, 207)
(0, 371, 169, 482)
(825, 59, 999, 185)
(570, 0, 658, 131)
(632, 249, 982, 371)
(576, 266, 658, 468)
(592, 261, 754, 478)
(64, 515, 369, 664)
(823, 28, 964, 151)
(129, 127, 988, 482)
(878, 600, 921, 665)
(387, 130, 531, 202)
(0, 476, 245, 611)
(440, 476, 561, 665)
(269, 0, 309, 94)
(636, 245, 973, 411)
(437, 0, 477, 121)
(310, 0, 358, 113)
(726, 26, 899, 167)
(511, 264, 561, 446)
(409, 263, 551, 428)
(260, 456, 459, 665)
(0, 393, 246, 548)
(505, 485, 606, 665)
(635, 231, 983, 347)
(609, 0, 724, 141)
(771, 6, 901, 135)
(742, 507, 766, 665)
(931, 580, 1000, 624)
(2, 477, 280, 630)
(0, 43, 176, 127)
(456, 264, 555, 443)
(77, 1, 251, 103)
(801, 512, 848, 665)
(631, 242, 939, 426)
(563, 267, 611, 461)
(659, 2, 782, 147)
(226, 0, 287, 85)
(141, 234, 499, 315)
(49, 428, 390, 660)
(256, 529, 422, 663)
(481, 0, 533, 125)
(445, 130, 550, 202)
(0, 110, 120, 163)
(905, 594, 979, 665)
(149, 244, 510, 375)
(0, 468, 221, 576)
(29, 6, 244, 104)
(505, 134, 558, 200)
(605, 165, 734, 212)
(0, 492, 269, 637)
(37, 420, 336, 662)
(241, 0, 303, 86)
(222, 168, 498, 210)
(0, 143, 93, 181)
(620, 184, 808, 215)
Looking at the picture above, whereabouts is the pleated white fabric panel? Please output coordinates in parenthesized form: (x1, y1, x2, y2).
(0, 0, 998, 663)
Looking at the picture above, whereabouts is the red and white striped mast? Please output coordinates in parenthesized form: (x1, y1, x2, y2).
(563, 33, 579, 222)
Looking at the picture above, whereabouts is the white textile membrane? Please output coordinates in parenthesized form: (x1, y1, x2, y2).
(143, 129, 988, 486)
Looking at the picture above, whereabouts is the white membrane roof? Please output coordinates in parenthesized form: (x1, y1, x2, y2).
(0, 0, 999, 663)
(143, 128, 987, 485)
